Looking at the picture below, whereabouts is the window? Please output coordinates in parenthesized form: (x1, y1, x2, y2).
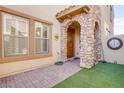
(35, 21, 50, 54)
(3, 13, 29, 57)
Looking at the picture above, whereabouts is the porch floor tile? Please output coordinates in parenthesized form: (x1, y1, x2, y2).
(0, 59, 81, 88)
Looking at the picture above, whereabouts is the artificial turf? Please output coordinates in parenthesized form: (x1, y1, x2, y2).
(53, 63, 124, 88)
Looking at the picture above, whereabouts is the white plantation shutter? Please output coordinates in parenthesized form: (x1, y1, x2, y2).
(35, 21, 49, 54)
(3, 13, 29, 57)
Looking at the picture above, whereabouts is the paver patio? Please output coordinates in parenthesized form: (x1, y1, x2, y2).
(0, 59, 81, 88)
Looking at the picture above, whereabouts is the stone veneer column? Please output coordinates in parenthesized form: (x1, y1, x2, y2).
(79, 14, 95, 68)
(60, 24, 67, 61)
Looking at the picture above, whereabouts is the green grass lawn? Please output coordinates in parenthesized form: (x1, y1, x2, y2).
(53, 63, 124, 88)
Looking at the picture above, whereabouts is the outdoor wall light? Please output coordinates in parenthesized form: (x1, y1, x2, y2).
(54, 34, 59, 41)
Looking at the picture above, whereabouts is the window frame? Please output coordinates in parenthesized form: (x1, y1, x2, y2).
(34, 21, 51, 55)
(2, 12, 29, 57)
(0, 6, 53, 63)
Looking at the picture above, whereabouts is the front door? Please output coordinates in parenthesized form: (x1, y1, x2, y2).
(67, 28, 75, 58)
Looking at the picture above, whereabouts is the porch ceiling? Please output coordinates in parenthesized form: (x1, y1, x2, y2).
(56, 5, 90, 22)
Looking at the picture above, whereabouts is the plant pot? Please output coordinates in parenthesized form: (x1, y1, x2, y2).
(55, 61, 64, 65)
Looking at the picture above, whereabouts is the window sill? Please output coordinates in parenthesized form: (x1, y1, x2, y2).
(0, 53, 52, 64)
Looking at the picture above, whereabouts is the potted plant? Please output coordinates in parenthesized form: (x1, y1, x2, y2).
(55, 52, 64, 65)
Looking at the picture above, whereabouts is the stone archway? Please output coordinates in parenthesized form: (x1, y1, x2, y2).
(60, 14, 96, 68)
(56, 5, 102, 68)
(94, 22, 101, 63)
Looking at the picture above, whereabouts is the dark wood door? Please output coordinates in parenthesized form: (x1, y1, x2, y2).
(67, 28, 75, 58)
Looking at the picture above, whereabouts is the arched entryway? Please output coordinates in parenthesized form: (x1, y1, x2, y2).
(94, 22, 101, 62)
(67, 21, 81, 59)
(56, 6, 102, 68)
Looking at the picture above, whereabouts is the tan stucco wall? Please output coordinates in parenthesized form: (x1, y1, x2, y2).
(100, 6, 114, 38)
(100, 6, 114, 60)
(100, 6, 113, 40)
(103, 35, 124, 64)
(0, 5, 69, 78)
(0, 58, 55, 78)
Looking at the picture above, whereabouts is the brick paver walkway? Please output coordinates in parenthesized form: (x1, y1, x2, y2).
(0, 59, 81, 88)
